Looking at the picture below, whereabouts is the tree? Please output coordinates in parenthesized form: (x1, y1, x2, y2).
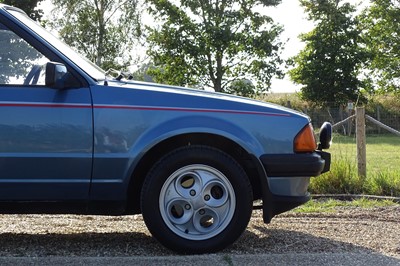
(51, 0, 141, 70)
(0, 26, 42, 84)
(131, 62, 156, 82)
(288, 0, 369, 106)
(145, 0, 284, 93)
(0, 1, 43, 83)
(0, 0, 43, 20)
(360, 0, 400, 93)
(226, 79, 256, 97)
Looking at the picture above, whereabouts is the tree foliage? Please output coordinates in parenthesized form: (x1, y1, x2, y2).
(360, 0, 400, 93)
(289, 0, 369, 106)
(51, 0, 141, 70)
(131, 62, 156, 82)
(0, 24, 42, 84)
(145, 0, 284, 93)
(226, 79, 256, 97)
(0, 0, 43, 20)
(0, 1, 44, 84)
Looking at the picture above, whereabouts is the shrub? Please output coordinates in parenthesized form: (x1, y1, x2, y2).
(364, 171, 400, 197)
(309, 157, 365, 194)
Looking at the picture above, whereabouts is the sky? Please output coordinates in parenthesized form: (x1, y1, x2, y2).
(266, 0, 366, 93)
(266, 1, 314, 93)
(38, 0, 366, 93)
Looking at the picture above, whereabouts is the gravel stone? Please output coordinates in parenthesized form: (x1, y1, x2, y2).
(0, 205, 398, 260)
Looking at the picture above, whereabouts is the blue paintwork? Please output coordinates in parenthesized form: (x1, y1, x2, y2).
(0, 86, 92, 200)
(0, 5, 326, 212)
(88, 82, 309, 201)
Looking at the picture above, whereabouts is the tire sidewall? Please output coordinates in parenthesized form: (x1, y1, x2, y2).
(141, 146, 253, 254)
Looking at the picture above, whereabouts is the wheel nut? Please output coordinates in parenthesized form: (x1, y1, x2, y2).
(199, 209, 205, 215)
(185, 204, 191, 210)
(204, 194, 210, 201)
(190, 190, 196, 196)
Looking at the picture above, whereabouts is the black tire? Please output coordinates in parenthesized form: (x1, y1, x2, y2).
(140, 145, 253, 254)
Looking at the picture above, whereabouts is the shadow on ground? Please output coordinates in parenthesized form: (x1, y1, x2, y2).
(0, 226, 396, 259)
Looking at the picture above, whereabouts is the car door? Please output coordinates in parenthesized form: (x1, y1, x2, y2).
(0, 22, 93, 201)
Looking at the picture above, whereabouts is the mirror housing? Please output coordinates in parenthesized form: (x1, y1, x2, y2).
(318, 122, 332, 150)
(45, 62, 80, 89)
(45, 62, 67, 88)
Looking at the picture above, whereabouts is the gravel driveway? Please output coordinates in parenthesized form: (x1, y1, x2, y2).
(0, 204, 398, 265)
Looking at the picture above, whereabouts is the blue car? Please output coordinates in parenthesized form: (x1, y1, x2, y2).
(0, 4, 331, 253)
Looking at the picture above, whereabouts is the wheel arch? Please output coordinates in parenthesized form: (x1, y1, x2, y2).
(126, 132, 266, 214)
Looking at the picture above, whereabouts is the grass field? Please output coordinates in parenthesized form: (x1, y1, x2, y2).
(293, 198, 399, 213)
(309, 134, 400, 196)
(331, 134, 400, 173)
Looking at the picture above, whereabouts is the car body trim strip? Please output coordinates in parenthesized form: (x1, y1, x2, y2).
(94, 104, 291, 117)
(0, 101, 291, 117)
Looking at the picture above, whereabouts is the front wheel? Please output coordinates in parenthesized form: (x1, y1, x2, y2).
(140, 145, 253, 254)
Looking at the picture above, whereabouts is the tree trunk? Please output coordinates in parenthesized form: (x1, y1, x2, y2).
(214, 51, 223, 92)
(95, 0, 105, 67)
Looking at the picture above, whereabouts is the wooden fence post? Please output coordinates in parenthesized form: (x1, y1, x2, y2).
(356, 107, 367, 177)
(377, 105, 381, 134)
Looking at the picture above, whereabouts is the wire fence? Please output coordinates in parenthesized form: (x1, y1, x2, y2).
(299, 105, 400, 135)
(308, 106, 399, 178)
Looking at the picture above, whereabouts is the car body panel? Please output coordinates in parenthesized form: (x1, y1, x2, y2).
(0, 4, 331, 227)
(0, 86, 92, 200)
(88, 82, 310, 201)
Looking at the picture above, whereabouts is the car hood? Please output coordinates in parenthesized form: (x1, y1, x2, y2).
(102, 79, 308, 119)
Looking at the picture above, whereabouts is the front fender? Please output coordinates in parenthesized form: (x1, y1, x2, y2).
(130, 115, 265, 159)
(90, 113, 266, 201)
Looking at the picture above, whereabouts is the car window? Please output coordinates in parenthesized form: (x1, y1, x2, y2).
(7, 9, 106, 81)
(0, 22, 49, 86)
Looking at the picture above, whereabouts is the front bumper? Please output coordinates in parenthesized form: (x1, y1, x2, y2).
(260, 151, 331, 177)
(259, 151, 331, 222)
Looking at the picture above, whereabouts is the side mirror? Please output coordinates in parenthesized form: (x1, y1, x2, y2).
(45, 62, 68, 89)
(318, 122, 332, 150)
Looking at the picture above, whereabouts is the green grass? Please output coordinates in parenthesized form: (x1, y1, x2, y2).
(255, 93, 400, 196)
(329, 134, 400, 173)
(293, 198, 399, 213)
(309, 134, 400, 196)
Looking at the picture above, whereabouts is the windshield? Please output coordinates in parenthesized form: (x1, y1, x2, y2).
(6, 8, 105, 81)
